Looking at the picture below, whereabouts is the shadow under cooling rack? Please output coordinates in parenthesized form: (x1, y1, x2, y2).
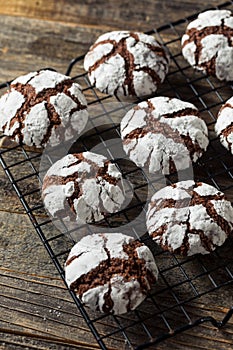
(1, 1, 233, 349)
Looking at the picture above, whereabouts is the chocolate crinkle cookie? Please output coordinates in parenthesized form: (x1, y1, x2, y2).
(215, 96, 233, 154)
(120, 96, 209, 175)
(146, 180, 233, 256)
(65, 233, 158, 314)
(0, 69, 88, 147)
(181, 10, 233, 81)
(42, 152, 126, 224)
(84, 31, 169, 97)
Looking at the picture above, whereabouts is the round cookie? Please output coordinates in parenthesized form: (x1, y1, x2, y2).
(65, 233, 158, 314)
(215, 96, 233, 154)
(181, 10, 233, 81)
(84, 31, 169, 97)
(42, 152, 126, 224)
(146, 180, 233, 256)
(120, 96, 209, 175)
(0, 69, 88, 147)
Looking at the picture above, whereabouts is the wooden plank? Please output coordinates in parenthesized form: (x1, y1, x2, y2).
(0, 268, 126, 350)
(0, 211, 62, 275)
(1, 268, 233, 350)
(0, 0, 225, 30)
(0, 14, 106, 82)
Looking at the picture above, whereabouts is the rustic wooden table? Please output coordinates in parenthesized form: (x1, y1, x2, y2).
(0, 1, 233, 349)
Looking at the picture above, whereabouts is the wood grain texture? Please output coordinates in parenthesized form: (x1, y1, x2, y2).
(0, 0, 228, 30)
(0, 1, 230, 81)
(0, 14, 102, 82)
(0, 0, 224, 30)
(1, 268, 233, 350)
(0, 1, 233, 349)
(0, 268, 117, 350)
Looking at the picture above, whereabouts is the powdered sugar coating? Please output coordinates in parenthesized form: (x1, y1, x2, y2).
(42, 152, 126, 224)
(187, 10, 232, 30)
(84, 31, 169, 97)
(65, 233, 158, 314)
(121, 96, 209, 175)
(146, 180, 233, 256)
(181, 10, 233, 81)
(0, 69, 88, 147)
(0, 90, 25, 136)
(215, 96, 233, 154)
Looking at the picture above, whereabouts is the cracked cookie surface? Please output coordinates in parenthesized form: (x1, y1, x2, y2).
(146, 180, 233, 256)
(120, 96, 209, 175)
(84, 31, 169, 97)
(42, 151, 126, 224)
(65, 233, 158, 314)
(0, 69, 88, 147)
(181, 10, 233, 81)
(215, 96, 233, 154)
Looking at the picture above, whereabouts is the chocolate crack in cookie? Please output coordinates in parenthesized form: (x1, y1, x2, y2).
(146, 180, 233, 256)
(120, 96, 209, 175)
(181, 10, 233, 81)
(65, 233, 158, 314)
(215, 96, 233, 154)
(0, 69, 88, 147)
(42, 152, 126, 224)
(84, 31, 169, 97)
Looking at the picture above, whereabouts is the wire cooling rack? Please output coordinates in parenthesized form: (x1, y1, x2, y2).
(1, 1, 233, 349)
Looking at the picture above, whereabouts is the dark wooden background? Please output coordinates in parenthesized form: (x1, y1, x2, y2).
(0, 1, 233, 349)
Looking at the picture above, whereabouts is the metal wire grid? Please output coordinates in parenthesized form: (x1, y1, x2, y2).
(1, 1, 233, 349)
